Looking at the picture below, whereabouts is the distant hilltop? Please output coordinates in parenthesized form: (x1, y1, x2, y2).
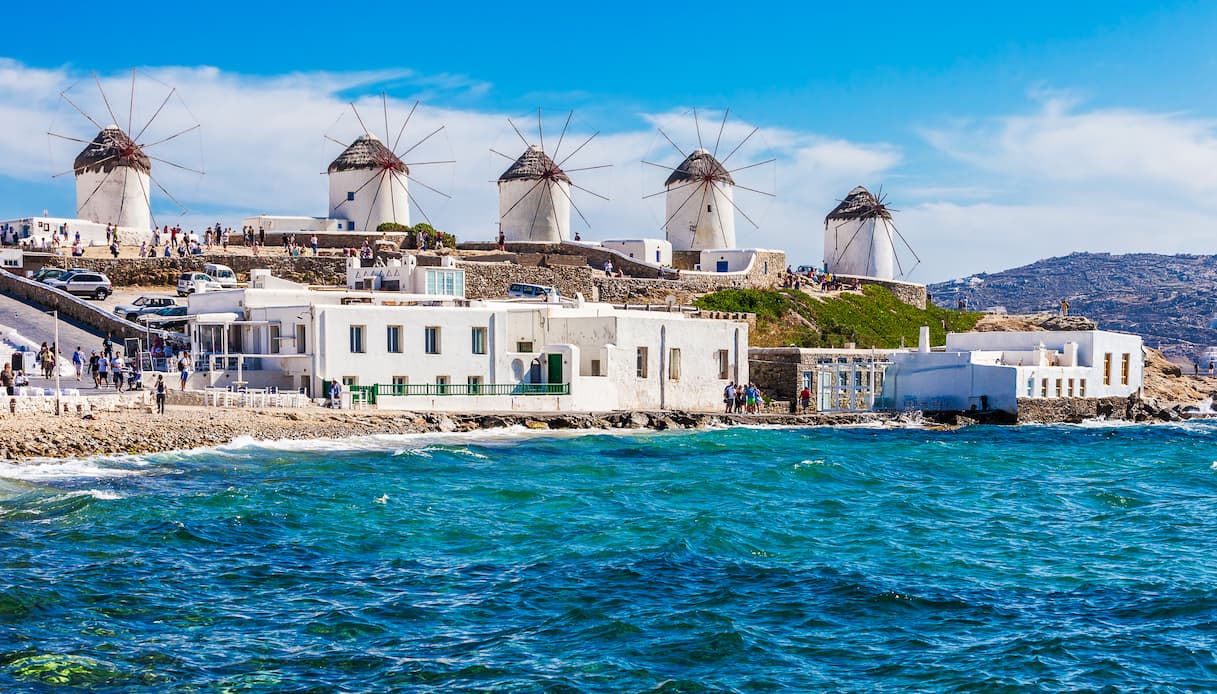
(928, 251, 1217, 361)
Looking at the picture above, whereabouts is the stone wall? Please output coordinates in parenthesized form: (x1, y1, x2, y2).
(835, 274, 928, 309)
(1015, 395, 1149, 423)
(45, 255, 349, 287)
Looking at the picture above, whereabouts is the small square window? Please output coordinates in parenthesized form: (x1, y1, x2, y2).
(472, 327, 487, 355)
(346, 191, 355, 201)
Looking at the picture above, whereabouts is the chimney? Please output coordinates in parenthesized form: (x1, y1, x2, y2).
(918, 325, 930, 353)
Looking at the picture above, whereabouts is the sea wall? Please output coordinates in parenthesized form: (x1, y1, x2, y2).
(0, 270, 146, 341)
(1015, 395, 1164, 423)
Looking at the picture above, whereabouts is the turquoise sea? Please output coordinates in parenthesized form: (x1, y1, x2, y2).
(3, 422, 1217, 691)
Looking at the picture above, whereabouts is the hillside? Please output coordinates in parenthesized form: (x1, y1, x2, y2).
(928, 252, 1217, 360)
(695, 286, 980, 349)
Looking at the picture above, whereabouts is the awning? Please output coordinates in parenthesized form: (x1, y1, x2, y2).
(191, 312, 241, 324)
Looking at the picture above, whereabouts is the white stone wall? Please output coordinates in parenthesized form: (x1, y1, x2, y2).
(602, 239, 673, 266)
(498, 178, 570, 242)
(327, 169, 410, 231)
(665, 181, 735, 251)
(823, 217, 896, 280)
(241, 215, 344, 233)
(75, 167, 152, 232)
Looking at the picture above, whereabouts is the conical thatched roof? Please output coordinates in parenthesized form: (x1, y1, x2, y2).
(73, 125, 151, 176)
(825, 186, 892, 222)
(665, 148, 734, 187)
(499, 145, 570, 183)
(328, 133, 407, 174)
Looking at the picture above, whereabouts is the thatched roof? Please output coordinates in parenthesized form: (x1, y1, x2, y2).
(825, 186, 892, 222)
(73, 126, 151, 175)
(499, 145, 570, 183)
(328, 133, 407, 174)
(665, 148, 734, 187)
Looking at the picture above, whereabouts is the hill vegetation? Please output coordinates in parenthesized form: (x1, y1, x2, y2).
(695, 286, 981, 349)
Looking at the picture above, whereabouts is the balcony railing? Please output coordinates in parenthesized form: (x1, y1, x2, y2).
(374, 382, 570, 397)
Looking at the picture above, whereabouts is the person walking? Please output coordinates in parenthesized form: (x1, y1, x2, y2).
(310, 235, 318, 256)
(96, 352, 109, 389)
(72, 346, 83, 381)
(799, 386, 812, 414)
(154, 375, 167, 414)
(723, 382, 735, 414)
(178, 352, 191, 391)
(329, 380, 342, 409)
(1, 363, 14, 396)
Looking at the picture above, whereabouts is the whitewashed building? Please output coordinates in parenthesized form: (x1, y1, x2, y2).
(600, 239, 672, 266)
(184, 270, 747, 412)
(664, 148, 736, 251)
(498, 145, 571, 243)
(878, 328, 1144, 414)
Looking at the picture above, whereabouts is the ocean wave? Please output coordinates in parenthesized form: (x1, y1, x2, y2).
(0, 458, 149, 481)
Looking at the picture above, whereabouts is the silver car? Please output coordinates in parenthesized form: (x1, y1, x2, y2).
(46, 271, 112, 300)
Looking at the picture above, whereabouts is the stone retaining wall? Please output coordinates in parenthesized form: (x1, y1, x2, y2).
(1015, 395, 1149, 423)
(835, 274, 928, 309)
(44, 255, 349, 287)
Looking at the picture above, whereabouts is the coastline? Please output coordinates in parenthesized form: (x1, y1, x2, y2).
(0, 406, 903, 462)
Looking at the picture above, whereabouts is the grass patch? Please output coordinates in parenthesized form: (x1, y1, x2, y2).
(695, 286, 981, 348)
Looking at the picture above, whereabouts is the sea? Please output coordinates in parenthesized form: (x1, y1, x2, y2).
(2, 422, 1217, 691)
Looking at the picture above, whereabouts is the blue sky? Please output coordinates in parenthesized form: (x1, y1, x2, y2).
(4, 1, 1217, 280)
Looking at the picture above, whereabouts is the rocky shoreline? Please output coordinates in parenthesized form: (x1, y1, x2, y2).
(0, 406, 904, 462)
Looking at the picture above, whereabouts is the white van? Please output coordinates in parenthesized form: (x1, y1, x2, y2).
(507, 283, 559, 299)
(204, 263, 238, 288)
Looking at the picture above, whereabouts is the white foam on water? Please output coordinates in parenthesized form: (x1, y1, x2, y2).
(0, 459, 148, 481)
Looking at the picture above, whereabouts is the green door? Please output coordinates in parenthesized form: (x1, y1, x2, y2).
(547, 353, 563, 384)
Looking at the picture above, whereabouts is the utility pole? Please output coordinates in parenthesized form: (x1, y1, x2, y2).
(52, 308, 61, 416)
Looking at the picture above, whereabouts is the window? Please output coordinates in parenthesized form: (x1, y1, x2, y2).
(391, 375, 408, 394)
(1079, 379, 1087, 397)
(590, 359, 601, 376)
(668, 348, 681, 380)
(1055, 378, 1062, 397)
(1103, 353, 1113, 385)
(468, 375, 483, 394)
(425, 269, 465, 296)
(387, 325, 402, 353)
(716, 350, 730, 380)
(1041, 378, 1048, 398)
(436, 375, 449, 394)
(269, 325, 280, 354)
(517, 340, 534, 353)
(425, 327, 441, 354)
(637, 347, 649, 378)
(346, 191, 355, 201)
(1121, 353, 1131, 385)
(349, 325, 365, 353)
(341, 376, 357, 386)
(472, 327, 487, 355)
(1067, 378, 1075, 397)
(295, 325, 306, 354)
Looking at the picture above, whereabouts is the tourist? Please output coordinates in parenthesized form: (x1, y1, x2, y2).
(800, 385, 811, 413)
(155, 375, 166, 414)
(311, 235, 318, 256)
(178, 352, 190, 391)
(258, 227, 265, 245)
(603, 260, 613, 276)
(0, 363, 12, 395)
(734, 387, 745, 414)
(497, 230, 506, 251)
(221, 227, 229, 250)
(102, 333, 114, 358)
(72, 346, 83, 381)
(89, 350, 100, 387)
(109, 240, 119, 259)
(329, 380, 342, 409)
(97, 351, 109, 388)
(723, 382, 735, 413)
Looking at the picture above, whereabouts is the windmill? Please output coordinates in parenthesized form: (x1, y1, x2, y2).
(48, 69, 203, 234)
(823, 186, 920, 280)
(491, 109, 610, 243)
(325, 94, 454, 232)
(642, 109, 775, 251)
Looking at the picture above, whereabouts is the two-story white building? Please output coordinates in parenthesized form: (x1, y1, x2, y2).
(184, 265, 747, 413)
(878, 328, 1144, 414)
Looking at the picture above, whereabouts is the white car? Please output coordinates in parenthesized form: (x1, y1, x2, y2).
(177, 272, 223, 296)
(114, 296, 179, 321)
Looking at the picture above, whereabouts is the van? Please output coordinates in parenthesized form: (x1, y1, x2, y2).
(507, 283, 559, 299)
(204, 263, 238, 288)
(177, 272, 223, 296)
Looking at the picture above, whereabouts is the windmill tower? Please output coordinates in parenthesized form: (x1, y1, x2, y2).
(644, 109, 774, 252)
(327, 133, 411, 231)
(498, 145, 572, 242)
(73, 125, 152, 231)
(823, 186, 919, 280)
(663, 148, 735, 250)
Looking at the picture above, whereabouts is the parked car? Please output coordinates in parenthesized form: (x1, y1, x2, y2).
(139, 305, 189, 326)
(177, 272, 223, 296)
(33, 267, 87, 283)
(114, 296, 179, 321)
(507, 283, 559, 299)
(204, 263, 238, 289)
(45, 271, 112, 299)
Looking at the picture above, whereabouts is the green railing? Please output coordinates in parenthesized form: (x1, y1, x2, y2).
(374, 383, 570, 397)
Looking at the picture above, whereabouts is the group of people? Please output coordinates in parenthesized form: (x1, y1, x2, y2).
(782, 266, 861, 292)
(723, 382, 767, 414)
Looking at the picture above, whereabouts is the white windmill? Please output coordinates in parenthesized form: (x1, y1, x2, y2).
(823, 186, 920, 280)
(643, 109, 775, 251)
(49, 70, 202, 236)
(493, 110, 609, 243)
(326, 95, 453, 232)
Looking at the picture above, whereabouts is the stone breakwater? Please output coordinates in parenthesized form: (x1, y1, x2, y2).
(0, 407, 894, 461)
